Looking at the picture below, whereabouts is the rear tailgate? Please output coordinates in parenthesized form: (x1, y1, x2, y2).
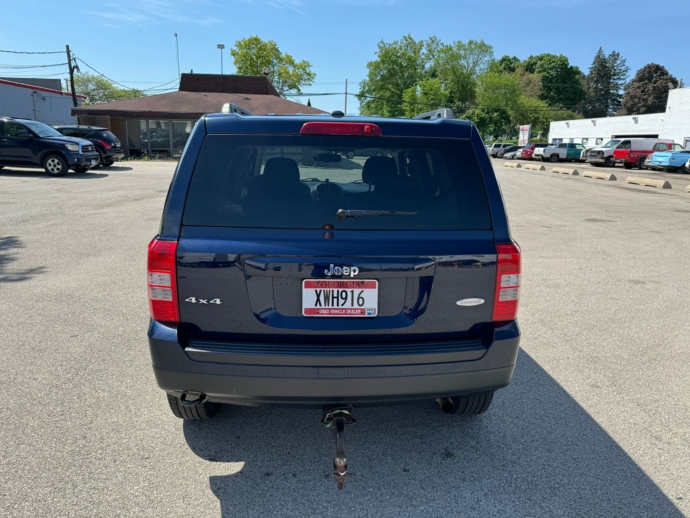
(651, 152, 672, 165)
(176, 132, 500, 343)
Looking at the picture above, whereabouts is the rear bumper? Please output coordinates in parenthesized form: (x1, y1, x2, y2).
(103, 149, 124, 160)
(148, 321, 521, 407)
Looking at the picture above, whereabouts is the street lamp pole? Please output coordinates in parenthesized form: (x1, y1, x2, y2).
(174, 33, 180, 78)
(217, 44, 225, 75)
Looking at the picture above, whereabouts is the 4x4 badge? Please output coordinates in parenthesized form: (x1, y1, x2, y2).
(185, 297, 222, 305)
(324, 264, 359, 278)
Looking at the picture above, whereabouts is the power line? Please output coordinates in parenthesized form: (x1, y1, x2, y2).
(0, 72, 69, 78)
(73, 55, 139, 91)
(0, 49, 63, 55)
(142, 78, 179, 91)
(0, 63, 67, 69)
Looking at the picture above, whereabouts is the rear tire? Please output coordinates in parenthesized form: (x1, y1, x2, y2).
(101, 160, 114, 168)
(637, 157, 646, 170)
(549, 154, 559, 163)
(73, 167, 89, 173)
(623, 162, 633, 170)
(448, 392, 494, 416)
(680, 163, 690, 174)
(167, 394, 220, 421)
(604, 157, 614, 168)
(43, 154, 68, 176)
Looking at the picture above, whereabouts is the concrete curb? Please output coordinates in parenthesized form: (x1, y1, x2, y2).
(503, 162, 521, 169)
(553, 167, 579, 176)
(625, 177, 672, 189)
(583, 170, 617, 181)
(524, 163, 546, 171)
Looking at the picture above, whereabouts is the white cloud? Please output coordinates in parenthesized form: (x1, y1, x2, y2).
(270, 0, 320, 21)
(83, 0, 223, 28)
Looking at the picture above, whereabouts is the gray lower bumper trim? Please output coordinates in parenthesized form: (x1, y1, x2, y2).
(154, 364, 515, 407)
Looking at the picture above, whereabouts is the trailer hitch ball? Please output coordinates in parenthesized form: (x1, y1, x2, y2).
(322, 407, 355, 490)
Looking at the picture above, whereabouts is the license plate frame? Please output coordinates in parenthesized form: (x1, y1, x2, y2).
(302, 279, 378, 317)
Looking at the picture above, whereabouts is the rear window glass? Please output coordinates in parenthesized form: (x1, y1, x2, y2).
(98, 130, 117, 140)
(182, 135, 491, 230)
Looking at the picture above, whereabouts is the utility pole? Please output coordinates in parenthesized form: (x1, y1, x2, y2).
(344, 79, 348, 115)
(65, 45, 78, 107)
(174, 33, 180, 78)
(217, 44, 225, 75)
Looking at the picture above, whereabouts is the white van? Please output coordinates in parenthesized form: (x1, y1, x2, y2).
(587, 138, 672, 168)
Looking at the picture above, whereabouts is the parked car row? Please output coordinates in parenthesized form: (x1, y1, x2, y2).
(486, 142, 549, 160)
(0, 118, 123, 176)
(0, 117, 101, 176)
(488, 137, 689, 172)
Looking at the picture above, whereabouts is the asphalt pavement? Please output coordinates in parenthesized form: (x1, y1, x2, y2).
(0, 161, 688, 517)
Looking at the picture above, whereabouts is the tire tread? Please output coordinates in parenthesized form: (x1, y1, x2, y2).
(166, 394, 220, 421)
(451, 392, 494, 417)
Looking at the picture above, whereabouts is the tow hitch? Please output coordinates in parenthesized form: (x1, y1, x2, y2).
(321, 407, 356, 490)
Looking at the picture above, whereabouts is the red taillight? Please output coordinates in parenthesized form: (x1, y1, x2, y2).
(147, 238, 179, 323)
(99, 139, 112, 150)
(492, 242, 521, 324)
(300, 122, 382, 136)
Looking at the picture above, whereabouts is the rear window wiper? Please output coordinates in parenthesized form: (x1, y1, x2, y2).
(335, 209, 418, 220)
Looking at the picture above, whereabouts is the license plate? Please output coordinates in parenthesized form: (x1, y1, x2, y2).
(91, 159, 97, 165)
(302, 279, 378, 317)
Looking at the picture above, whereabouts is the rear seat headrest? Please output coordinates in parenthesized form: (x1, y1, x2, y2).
(263, 157, 301, 183)
(362, 156, 397, 185)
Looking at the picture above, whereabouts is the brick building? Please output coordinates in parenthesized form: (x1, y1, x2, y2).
(72, 73, 325, 157)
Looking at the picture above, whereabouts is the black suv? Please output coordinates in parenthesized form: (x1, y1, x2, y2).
(52, 125, 123, 167)
(0, 118, 100, 176)
(148, 112, 521, 421)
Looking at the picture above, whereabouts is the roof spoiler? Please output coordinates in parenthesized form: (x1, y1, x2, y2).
(221, 103, 252, 115)
(413, 108, 455, 120)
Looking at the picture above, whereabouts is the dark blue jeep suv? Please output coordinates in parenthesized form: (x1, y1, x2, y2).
(0, 118, 100, 176)
(148, 112, 521, 423)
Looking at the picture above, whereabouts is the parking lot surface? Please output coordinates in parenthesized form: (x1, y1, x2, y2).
(1, 162, 689, 517)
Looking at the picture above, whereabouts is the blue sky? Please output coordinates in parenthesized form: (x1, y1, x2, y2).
(1, 0, 688, 114)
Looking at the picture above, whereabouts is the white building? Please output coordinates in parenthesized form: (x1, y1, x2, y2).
(0, 78, 84, 125)
(547, 87, 690, 149)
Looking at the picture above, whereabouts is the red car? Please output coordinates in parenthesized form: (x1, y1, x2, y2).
(519, 142, 548, 160)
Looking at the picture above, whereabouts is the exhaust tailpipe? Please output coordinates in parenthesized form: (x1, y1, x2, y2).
(436, 397, 456, 414)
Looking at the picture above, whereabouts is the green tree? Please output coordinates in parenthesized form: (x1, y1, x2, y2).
(523, 53, 586, 109)
(582, 48, 629, 118)
(466, 71, 522, 138)
(358, 35, 434, 117)
(491, 55, 522, 74)
(435, 39, 494, 112)
(620, 63, 678, 115)
(357, 35, 493, 117)
(73, 72, 144, 105)
(402, 79, 450, 117)
(230, 36, 315, 96)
